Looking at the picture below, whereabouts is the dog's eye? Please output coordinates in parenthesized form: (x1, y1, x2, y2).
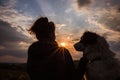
(80, 37, 84, 43)
(81, 37, 83, 40)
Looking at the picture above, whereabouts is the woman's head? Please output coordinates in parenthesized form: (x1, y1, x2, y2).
(29, 17, 55, 41)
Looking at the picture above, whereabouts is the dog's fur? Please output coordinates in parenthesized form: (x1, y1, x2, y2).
(74, 31, 120, 80)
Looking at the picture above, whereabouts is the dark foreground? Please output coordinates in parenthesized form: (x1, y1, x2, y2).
(0, 61, 79, 80)
(0, 63, 30, 80)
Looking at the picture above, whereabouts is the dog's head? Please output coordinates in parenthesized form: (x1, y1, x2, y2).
(74, 31, 99, 51)
(74, 31, 116, 63)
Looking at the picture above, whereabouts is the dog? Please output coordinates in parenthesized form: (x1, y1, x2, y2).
(74, 31, 120, 80)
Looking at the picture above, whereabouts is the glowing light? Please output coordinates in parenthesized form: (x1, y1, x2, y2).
(60, 42, 66, 47)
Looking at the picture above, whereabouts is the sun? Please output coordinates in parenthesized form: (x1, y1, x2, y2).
(60, 42, 66, 47)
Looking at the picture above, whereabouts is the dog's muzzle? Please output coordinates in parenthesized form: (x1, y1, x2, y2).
(74, 42, 84, 51)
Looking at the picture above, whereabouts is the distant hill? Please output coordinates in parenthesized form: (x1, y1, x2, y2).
(0, 63, 27, 71)
(0, 60, 79, 70)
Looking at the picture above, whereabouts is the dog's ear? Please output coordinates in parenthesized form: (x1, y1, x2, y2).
(81, 31, 98, 45)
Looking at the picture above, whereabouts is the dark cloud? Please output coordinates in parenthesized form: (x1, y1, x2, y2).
(0, 20, 29, 44)
(0, 20, 30, 58)
(0, 20, 28, 43)
(108, 0, 120, 8)
(0, 0, 8, 6)
(92, 0, 120, 9)
(77, 0, 92, 7)
(102, 32, 120, 55)
(93, 0, 120, 32)
(98, 12, 120, 32)
(76, 0, 120, 10)
(0, 49, 27, 58)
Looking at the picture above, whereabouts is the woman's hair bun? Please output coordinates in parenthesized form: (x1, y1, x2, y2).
(35, 17, 48, 25)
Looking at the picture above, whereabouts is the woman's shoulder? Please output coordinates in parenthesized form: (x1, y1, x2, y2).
(28, 41, 40, 50)
(58, 47, 70, 54)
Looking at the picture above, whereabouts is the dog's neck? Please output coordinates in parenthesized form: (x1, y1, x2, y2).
(83, 52, 102, 63)
(83, 47, 114, 63)
(83, 53, 102, 64)
(83, 45, 108, 62)
(83, 51, 113, 63)
(83, 46, 100, 59)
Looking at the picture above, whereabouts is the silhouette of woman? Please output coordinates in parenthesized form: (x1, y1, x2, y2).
(27, 17, 75, 80)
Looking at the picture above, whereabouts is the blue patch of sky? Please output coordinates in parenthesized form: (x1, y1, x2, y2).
(14, 0, 44, 18)
(14, 0, 90, 30)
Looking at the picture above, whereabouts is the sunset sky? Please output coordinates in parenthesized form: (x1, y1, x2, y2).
(0, 0, 120, 63)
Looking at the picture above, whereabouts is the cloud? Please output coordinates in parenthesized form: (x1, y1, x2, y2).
(77, 0, 92, 7)
(0, 20, 28, 42)
(98, 10, 120, 32)
(0, 20, 30, 59)
(0, 0, 34, 59)
(0, 46, 5, 50)
(0, 0, 17, 8)
(0, 0, 33, 38)
(73, 0, 120, 13)
(74, 0, 120, 14)
(0, 55, 26, 63)
(87, 8, 120, 33)
(107, 0, 120, 8)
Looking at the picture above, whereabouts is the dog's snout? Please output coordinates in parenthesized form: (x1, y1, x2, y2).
(74, 42, 85, 51)
(74, 43, 79, 49)
(74, 42, 81, 51)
